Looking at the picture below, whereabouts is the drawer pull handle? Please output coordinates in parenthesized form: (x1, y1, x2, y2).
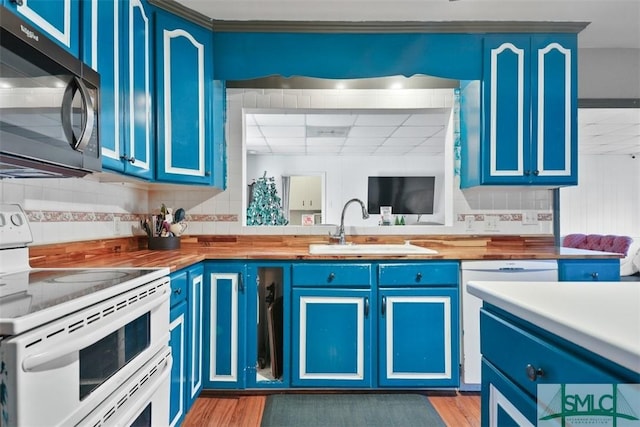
(174, 288, 182, 295)
(327, 272, 335, 283)
(526, 364, 544, 381)
(591, 272, 599, 280)
(415, 272, 422, 282)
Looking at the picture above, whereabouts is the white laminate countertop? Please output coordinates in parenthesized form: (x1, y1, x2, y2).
(467, 281, 640, 374)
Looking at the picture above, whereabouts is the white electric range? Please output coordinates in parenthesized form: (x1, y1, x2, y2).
(0, 204, 172, 427)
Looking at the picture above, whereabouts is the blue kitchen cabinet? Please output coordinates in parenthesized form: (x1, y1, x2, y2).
(244, 262, 291, 389)
(168, 264, 203, 425)
(82, 0, 153, 179)
(461, 34, 577, 187)
(377, 262, 460, 388)
(169, 300, 187, 427)
(479, 307, 639, 427)
(558, 259, 621, 281)
(3, 0, 80, 56)
(185, 264, 204, 408)
(168, 270, 188, 427)
(154, 10, 222, 186)
(203, 262, 247, 389)
(291, 263, 373, 388)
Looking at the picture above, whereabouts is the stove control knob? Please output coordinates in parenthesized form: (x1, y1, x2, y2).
(10, 213, 24, 227)
(0, 213, 5, 227)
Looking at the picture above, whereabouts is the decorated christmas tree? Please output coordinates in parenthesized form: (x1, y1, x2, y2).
(247, 172, 289, 226)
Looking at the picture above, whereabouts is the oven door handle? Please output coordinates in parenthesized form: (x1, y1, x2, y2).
(119, 353, 172, 426)
(22, 290, 169, 372)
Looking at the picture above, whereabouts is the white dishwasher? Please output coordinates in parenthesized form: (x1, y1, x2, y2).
(460, 259, 558, 390)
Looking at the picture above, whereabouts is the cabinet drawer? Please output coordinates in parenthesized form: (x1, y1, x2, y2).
(378, 262, 458, 286)
(558, 260, 620, 281)
(292, 263, 371, 287)
(170, 270, 188, 306)
(480, 309, 621, 397)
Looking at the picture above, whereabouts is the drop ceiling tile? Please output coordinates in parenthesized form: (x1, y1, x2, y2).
(391, 126, 443, 138)
(343, 137, 386, 146)
(306, 145, 342, 154)
(349, 126, 396, 137)
(353, 114, 409, 126)
(374, 146, 414, 155)
(245, 125, 263, 137)
(306, 114, 357, 126)
(265, 137, 306, 146)
(383, 137, 425, 146)
(270, 145, 306, 153)
(340, 146, 378, 154)
(306, 137, 346, 146)
(260, 126, 306, 137)
(252, 114, 305, 126)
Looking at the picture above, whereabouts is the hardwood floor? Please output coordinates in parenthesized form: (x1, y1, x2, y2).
(182, 392, 480, 427)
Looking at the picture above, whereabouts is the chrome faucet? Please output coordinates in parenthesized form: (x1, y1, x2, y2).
(330, 198, 370, 245)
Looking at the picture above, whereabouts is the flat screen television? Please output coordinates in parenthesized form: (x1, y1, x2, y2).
(367, 176, 435, 215)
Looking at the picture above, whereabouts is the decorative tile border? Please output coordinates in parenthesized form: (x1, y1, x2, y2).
(25, 210, 239, 223)
(456, 213, 552, 222)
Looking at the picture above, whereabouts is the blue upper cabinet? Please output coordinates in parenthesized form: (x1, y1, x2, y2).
(461, 34, 577, 187)
(4, 0, 80, 56)
(82, 0, 153, 179)
(154, 10, 217, 185)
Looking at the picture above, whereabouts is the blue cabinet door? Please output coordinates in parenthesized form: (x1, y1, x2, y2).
(378, 287, 459, 387)
(82, 0, 152, 178)
(530, 34, 577, 186)
(154, 10, 215, 185)
(186, 264, 203, 407)
(82, 0, 123, 172)
(462, 34, 577, 187)
(481, 359, 536, 427)
(292, 288, 372, 387)
(203, 263, 246, 389)
(481, 35, 532, 185)
(5, 0, 80, 56)
(121, 0, 153, 179)
(169, 300, 187, 427)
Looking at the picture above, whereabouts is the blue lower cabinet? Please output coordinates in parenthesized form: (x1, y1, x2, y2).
(292, 288, 372, 387)
(203, 263, 246, 389)
(481, 359, 536, 427)
(186, 265, 204, 407)
(169, 300, 187, 427)
(558, 259, 620, 281)
(378, 287, 459, 387)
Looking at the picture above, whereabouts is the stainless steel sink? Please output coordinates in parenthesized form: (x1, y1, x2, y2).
(308, 242, 438, 255)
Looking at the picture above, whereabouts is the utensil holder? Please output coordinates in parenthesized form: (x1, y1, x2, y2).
(148, 236, 180, 250)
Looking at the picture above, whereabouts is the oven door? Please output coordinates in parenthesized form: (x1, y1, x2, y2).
(0, 277, 170, 427)
(76, 346, 172, 427)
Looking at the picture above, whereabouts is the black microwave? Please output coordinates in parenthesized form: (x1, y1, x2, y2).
(0, 6, 101, 178)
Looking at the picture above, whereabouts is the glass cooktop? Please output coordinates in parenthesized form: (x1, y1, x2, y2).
(0, 268, 166, 333)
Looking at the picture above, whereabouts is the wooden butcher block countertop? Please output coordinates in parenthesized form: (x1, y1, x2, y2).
(28, 235, 623, 272)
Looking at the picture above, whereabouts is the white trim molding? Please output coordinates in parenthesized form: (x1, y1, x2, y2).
(209, 273, 239, 382)
(298, 296, 364, 380)
(189, 273, 203, 398)
(128, 0, 151, 171)
(163, 29, 206, 177)
(537, 42, 572, 177)
(169, 313, 185, 427)
(385, 296, 452, 380)
(490, 42, 524, 177)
